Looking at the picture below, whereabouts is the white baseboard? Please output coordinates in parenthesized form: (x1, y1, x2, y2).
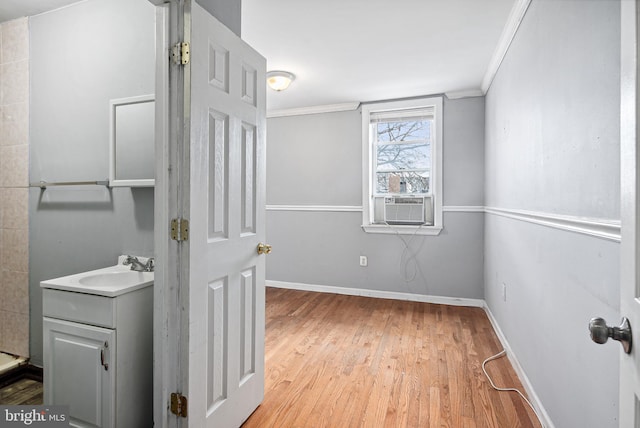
(266, 280, 484, 307)
(483, 305, 555, 428)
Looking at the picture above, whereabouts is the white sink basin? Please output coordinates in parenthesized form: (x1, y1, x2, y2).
(79, 270, 153, 288)
(41, 261, 154, 297)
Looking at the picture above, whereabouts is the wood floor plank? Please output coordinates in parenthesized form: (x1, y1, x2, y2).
(243, 288, 541, 428)
(0, 378, 43, 405)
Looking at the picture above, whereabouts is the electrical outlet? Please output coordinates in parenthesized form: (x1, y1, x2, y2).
(502, 283, 507, 302)
(359, 256, 368, 267)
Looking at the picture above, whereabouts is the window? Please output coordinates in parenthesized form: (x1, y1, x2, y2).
(372, 109, 432, 195)
(362, 97, 443, 235)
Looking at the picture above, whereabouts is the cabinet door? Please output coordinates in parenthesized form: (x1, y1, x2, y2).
(44, 317, 116, 428)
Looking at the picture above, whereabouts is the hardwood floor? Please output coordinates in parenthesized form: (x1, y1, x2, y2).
(243, 287, 540, 428)
(0, 288, 540, 427)
(0, 378, 43, 405)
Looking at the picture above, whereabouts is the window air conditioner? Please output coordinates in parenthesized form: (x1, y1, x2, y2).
(372, 195, 433, 225)
(383, 196, 426, 225)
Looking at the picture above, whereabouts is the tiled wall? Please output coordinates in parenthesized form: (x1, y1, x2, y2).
(0, 18, 29, 357)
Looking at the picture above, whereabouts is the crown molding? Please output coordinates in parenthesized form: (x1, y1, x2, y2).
(481, 0, 532, 94)
(445, 89, 484, 100)
(267, 102, 360, 118)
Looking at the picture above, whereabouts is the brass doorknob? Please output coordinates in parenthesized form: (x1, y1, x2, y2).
(257, 243, 272, 255)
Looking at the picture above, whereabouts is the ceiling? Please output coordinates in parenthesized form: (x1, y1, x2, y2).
(242, 0, 516, 112)
(0, 0, 79, 22)
(1, 0, 517, 112)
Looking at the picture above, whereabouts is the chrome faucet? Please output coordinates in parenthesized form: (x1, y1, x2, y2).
(123, 255, 154, 272)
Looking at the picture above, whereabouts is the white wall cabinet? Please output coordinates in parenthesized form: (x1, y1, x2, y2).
(42, 281, 153, 428)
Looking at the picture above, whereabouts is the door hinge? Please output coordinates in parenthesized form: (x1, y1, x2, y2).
(170, 392, 188, 418)
(171, 218, 189, 241)
(172, 42, 190, 65)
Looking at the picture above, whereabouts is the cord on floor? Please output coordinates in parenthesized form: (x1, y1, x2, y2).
(482, 350, 545, 428)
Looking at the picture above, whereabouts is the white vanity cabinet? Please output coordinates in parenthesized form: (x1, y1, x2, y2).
(41, 265, 153, 428)
(43, 317, 116, 427)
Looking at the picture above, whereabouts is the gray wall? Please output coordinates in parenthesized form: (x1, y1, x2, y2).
(196, 0, 241, 37)
(484, 1, 620, 427)
(29, 0, 156, 366)
(266, 97, 485, 298)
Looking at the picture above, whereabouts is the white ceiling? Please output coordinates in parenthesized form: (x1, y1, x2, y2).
(1, 0, 517, 112)
(242, 0, 516, 112)
(0, 0, 80, 22)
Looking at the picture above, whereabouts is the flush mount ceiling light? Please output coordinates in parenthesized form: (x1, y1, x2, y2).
(266, 70, 296, 91)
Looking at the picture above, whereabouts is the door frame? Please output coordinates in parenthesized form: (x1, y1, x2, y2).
(620, 0, 639, 426)
(152, 1, 188, 427)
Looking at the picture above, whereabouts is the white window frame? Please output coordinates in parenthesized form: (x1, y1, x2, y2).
(361, 96, 443, 235)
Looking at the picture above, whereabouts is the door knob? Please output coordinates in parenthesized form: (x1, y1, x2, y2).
(588, 317, 632, 354)
(257, 243, 272, 255)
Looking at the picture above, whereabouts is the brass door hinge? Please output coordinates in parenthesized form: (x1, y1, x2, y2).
(171, 218, 189, 241)
(172, 42, 190, 65)
(170, 392, 188, 417)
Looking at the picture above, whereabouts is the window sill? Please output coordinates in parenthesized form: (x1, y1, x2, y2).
(361, 224, 443, 236)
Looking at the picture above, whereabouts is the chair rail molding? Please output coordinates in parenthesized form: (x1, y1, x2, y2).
(266, 204, 620, 242)
(443, 205, 485, 213)
(266, 204, 363, 212)
(485, 206, 621, 242)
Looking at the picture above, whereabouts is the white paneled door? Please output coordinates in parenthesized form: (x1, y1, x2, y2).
(620, 1, 640, 426)
(185, 3, 266, 427)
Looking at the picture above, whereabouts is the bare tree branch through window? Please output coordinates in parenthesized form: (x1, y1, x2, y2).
(374, 119, 431, 194)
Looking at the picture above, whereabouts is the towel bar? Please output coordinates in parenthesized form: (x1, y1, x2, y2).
(29, 180, 110, 189)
